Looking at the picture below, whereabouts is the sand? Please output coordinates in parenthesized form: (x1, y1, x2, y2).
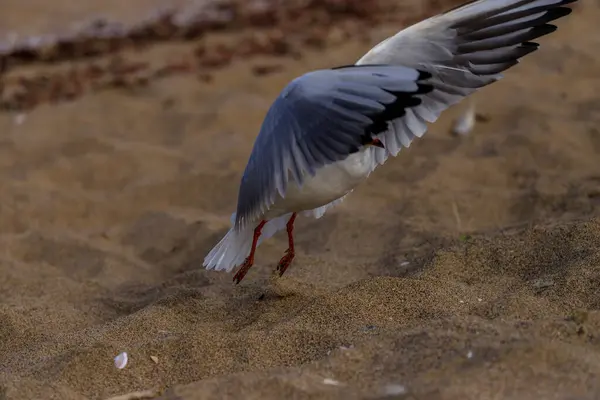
(0, 0, 599, 399)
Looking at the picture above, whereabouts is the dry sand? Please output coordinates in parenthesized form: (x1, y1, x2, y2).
(0, 1, 599, 399)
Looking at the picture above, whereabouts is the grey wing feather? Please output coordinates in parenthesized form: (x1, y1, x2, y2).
(358, 0, 576, 164)
(234, 65, 432, 230)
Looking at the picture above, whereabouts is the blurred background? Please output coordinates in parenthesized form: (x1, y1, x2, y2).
(0, 1, 599, 399)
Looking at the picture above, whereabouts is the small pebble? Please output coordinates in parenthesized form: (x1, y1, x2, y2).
(114, 352, 128, 369)
(14, 113, 26, 125)
(323, 378, 341, 386)
(363, 325, 376, 332)
(150, 355, 159, 364)
(532, 277, 554, 290)
(382, 384, 407, 396)
(467, 350, 474, 359)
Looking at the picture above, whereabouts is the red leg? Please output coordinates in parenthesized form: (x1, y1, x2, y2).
(233, 220, 266, 284)
(276, 213, 297, 277)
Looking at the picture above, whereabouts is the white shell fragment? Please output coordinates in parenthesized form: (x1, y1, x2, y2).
(114, 352, 128, 369)
(323, 378, 342, 386)
(451, 101, 476, 136)
(14, 113, 26, 125)
(382, 384, 407, 396)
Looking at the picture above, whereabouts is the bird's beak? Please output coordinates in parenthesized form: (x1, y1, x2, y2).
(370, 138, 385, 148)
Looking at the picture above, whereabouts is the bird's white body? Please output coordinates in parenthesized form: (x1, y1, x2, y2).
(263, 148, 373, 220)
(203, 149, 375, 273)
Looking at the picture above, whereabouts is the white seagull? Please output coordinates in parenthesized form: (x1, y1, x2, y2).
(203, 0, 577, 283)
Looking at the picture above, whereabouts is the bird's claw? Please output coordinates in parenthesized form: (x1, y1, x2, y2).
(233, 256, 253, 284)
(276, 250, 295, 277)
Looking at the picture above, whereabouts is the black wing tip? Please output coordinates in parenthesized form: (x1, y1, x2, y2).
(518, 41, 540, 57)
(406, 97, 423, 108)
(548, 6, 573, 20)
(519, 24, 558, 45)
(536, 23, 559, 36)
(417, 70, 433, 81)
(416, 83, 434, 95)
(521, 41, 540, 48)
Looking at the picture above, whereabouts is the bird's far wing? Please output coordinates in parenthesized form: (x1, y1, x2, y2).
(356, 0, 577, 168)
(234, 65, 433, 231)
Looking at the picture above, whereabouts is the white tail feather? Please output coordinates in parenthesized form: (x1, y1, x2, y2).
(203, 194, 349, 273)
(203, 213, 292, 272)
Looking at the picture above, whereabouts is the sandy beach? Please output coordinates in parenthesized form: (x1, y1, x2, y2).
(0, 0, 599, 399)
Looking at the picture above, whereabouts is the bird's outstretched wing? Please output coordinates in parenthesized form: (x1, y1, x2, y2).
(355, 0, 576, 167)
(234, 65, 433, 231)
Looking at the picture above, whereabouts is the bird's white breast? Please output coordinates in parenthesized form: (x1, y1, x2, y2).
(263, 148, 374, 219)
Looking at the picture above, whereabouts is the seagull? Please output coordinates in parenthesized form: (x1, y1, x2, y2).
(203, 0, 577, 284)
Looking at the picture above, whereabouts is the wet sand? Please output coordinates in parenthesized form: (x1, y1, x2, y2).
(0, 1, 599, 399)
